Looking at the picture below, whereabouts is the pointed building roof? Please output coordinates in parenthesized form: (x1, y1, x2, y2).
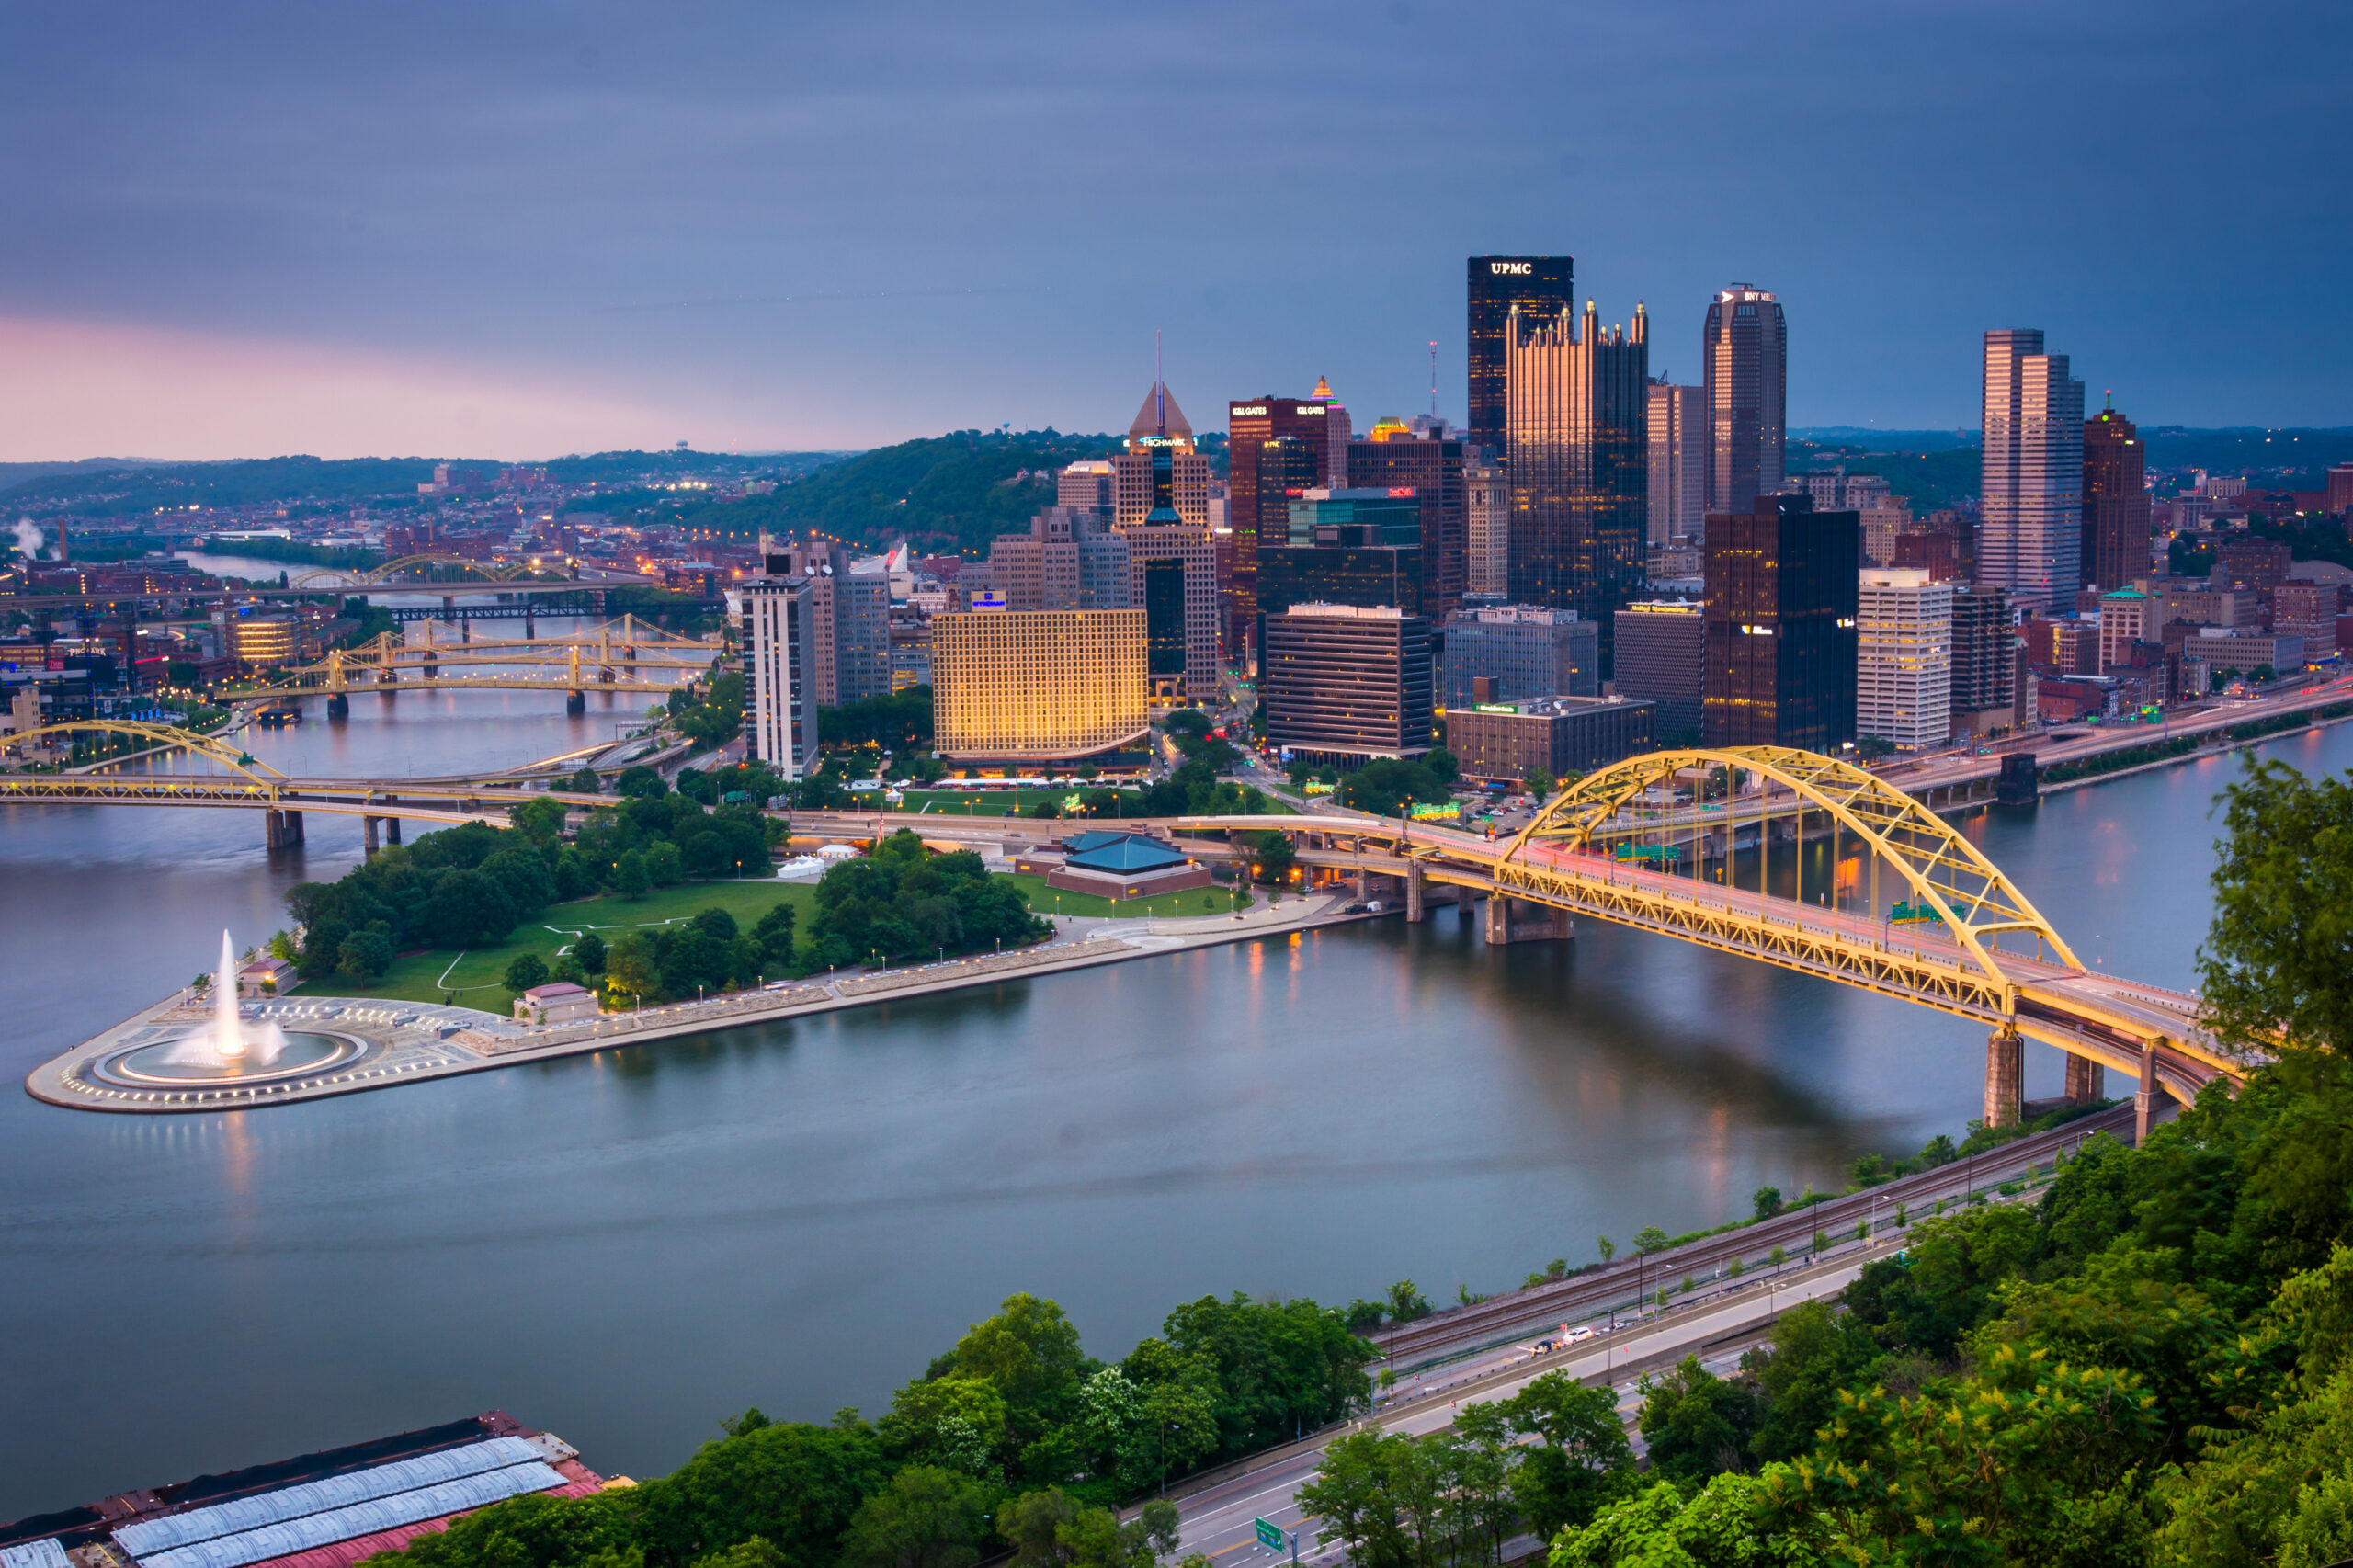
(1310, 374, 1336, 401)
(1127, 381, 1193, 441)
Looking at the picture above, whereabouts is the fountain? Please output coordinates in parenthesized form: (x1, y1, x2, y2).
(100, 929, 362, 1087)
(162, 930, 290, 1068)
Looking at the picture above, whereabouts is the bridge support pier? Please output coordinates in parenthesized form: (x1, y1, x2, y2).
(1352, 867, 1369, 899)
(2063, 1052, 2105, 1105)
(264, 810, 306, 851)
(2134, 1044, 2157, 1145)
(363, 815, 381, 856)
(1484, 893, 1574, 945)
(1984, 1026, 2024, 1128)
(566, 689, 586, 716)
(326, 693, 349, 721)
(1406, 860, 1425, 923)
(384, 816, 402, 846)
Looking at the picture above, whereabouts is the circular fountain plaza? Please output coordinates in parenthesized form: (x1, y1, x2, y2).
(29, 929, 521, 1111)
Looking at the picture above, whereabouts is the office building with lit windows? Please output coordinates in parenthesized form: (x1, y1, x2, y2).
(1856, 567, 1952, 751)
(1465, 462, 1509, 597)
(1440, 604, 1598, 706)
(1467, 255, 1574, 458)
(1646, 381, 1705, 545)
(1702, 494, 1859, 749)
(1981, 328, 2085, 612)
(1505, 299, 1650, 673)
(745, 575, 821, 777)
(1263, 603, 1433, 765)
(931, 607, 1149, 764)
(1702, 285, 1787, 515)
(1349, 422, 1466, 617)
(1611, 599, 1705, 742)
(2082, 397, 2150, 592)
(1113, 381, 1222, 703)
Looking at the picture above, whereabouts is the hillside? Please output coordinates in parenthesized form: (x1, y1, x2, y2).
(0, 449, 841, 517)
(648, 429, 1121, 555)
(1790, 439, 1983, 511)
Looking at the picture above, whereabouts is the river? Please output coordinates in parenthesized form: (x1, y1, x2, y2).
(0, 660, 2344, 1517)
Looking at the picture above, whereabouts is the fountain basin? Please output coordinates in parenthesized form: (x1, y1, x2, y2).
(97, 1030, 367, 1087)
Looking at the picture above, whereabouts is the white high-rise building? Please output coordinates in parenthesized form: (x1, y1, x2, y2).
(1857, 567, 1952, 751)
(1645, 381, 1704, 545)
(745, 576, 820, 777)
(1980, 329, 2085, 613)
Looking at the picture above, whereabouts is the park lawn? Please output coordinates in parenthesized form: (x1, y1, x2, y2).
(1001, 872, 1255, 921)
(318, 879, 822, 1006)
(889, 789, 1105, 817)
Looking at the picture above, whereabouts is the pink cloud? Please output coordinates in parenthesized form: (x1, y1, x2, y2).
(0, 316, 775, 460)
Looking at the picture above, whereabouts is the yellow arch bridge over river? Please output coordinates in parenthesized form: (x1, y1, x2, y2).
(3, 728, 2244, 1134)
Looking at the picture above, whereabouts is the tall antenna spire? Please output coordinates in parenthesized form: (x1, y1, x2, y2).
(1154, 330, 1165, 437)
(1428, 341, 1438, 419)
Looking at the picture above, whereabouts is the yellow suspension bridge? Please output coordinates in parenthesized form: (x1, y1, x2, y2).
(242, 616, 721, 703)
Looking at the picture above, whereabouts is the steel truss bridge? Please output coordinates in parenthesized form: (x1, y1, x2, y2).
(241, 616, 719, 700)
(2, 735, 2242, 1131)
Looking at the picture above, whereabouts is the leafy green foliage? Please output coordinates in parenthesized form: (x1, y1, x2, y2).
(1335, 756, 1456, 814)
(2200, 756, 2353, 1058)
(803, 831, 1047, 968)
(823, 688, 934, 750)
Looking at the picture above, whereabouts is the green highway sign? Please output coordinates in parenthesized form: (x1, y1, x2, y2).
(1255, 1518, 1285, 1552)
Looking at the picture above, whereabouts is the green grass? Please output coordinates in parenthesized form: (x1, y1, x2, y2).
(1001, 872, 1256, 920)
(318, 879, 821, 1006)
(890, 789, 1116, 817)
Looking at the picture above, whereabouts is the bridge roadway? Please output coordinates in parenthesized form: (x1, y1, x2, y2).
(787, 804, 2232, 1126)
(1159, 1109, 2132, 1564)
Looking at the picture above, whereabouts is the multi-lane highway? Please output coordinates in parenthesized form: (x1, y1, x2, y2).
(1162, 1108, 2132, 1562)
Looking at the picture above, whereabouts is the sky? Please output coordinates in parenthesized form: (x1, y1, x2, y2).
(1, 0, 2347, 461)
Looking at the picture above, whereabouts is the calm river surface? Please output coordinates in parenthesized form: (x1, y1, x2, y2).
(1, 661, 2346, 1515)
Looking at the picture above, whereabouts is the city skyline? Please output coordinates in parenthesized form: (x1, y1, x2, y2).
(1, 2, 2348, 460)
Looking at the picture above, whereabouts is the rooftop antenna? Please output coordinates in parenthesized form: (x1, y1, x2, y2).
(1428, 341, 1439, 420)
(1155, 330, 1165, 437)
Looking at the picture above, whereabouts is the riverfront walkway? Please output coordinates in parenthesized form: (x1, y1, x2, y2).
(26, 892, 1369, 1114)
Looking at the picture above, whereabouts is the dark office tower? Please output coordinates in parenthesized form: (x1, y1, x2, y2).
(1262, 604, 1434, 765)
(1467, 255, 1574, 459)
(1505, 299, 1650, 675)
(1349, 424, 1466, 616)
(1227, 396, 1347, 653)
(1702, 494, 1859, 749)
(1948, 584, 2020, 737)
(1612, 600, 1704, 743)
(2081, 395, 2150, 592)
(1702, 284, 1788, 515)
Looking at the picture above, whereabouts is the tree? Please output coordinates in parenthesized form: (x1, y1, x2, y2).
(1632, 1225, 1670, 1255)
(1525, 767, 1556, 799)
(1636, 1357, 1761, 1482)
(336, 926, 394, 983)
(2200, 756, 2353, 1057)
(574, 930, 608, 974)
(504, 953, 550, 995)
(616, 849, 653, 901)
(1752, 1186, 1783, 1221)
(841, 1466, 994, 1568)
(753, 903, 797, 970)
(424, 868, 517, 946)
(1496, 1370, 1635, 1535)
(648, 840, 686, 886)
(509, 795, 568, 842)
(617, 766, 668, 799)
(1597, 1234, 1616, 1264)
(604, 932, 661, 1003)
(1384, 1280, 1431, 1324)
(1250, 830, 1295, 886)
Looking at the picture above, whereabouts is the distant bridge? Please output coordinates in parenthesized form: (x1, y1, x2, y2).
(242, 617, 720, 704)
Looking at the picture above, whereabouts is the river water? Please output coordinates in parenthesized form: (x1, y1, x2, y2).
(1, 643, 2344, 1515)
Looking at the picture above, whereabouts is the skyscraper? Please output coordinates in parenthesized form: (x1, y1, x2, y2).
(1226, 392, 1349, 654)
(986, 506, 1131, 611)
(1262, 604, 1434, 765)
(1349, 421, 1466, 616)
(745, 575, 820, 777)
(1948, 584, 2021, 736)
(2081, 395, 2150, 593)
(757, 538, 892, 706)
(1702, 284, 1787, 515)
(1645, 381, 1705, 545)
(1504, 299, 1650, 673)
(1467, 255, 1574, 459)
(1114, 381, 1221, 703)
(1702, 494, 1859, 749)
(1464, 462, 1509, 597)
(1612, 600, 1705, 743)
(1857, 568, 1952, 751)
(1980, 329, 2085, 613)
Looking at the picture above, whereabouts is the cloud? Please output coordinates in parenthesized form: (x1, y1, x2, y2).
(0, 316, 785, 461)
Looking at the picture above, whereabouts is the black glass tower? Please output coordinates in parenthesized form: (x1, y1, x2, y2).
(1467, 255, 1573, 460)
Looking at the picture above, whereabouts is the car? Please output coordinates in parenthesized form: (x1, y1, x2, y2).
(1565, 1324, 1597, 1344)
(1364, 900, 1386, 912)
(1342, 902, 1369, 914)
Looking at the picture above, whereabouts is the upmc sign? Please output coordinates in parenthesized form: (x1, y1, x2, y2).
(1490, 260, 1533, 276)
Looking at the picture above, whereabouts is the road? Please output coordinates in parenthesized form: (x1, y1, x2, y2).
(1164, 1221, 1948, 1566)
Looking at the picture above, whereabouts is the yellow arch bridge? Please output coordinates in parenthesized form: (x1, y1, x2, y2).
(3, 734, 2238, 1131)
(244, 617, 720, 703)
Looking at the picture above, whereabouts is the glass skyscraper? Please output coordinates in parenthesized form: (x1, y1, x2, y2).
(2081, 395, 2149, 594)
(1980, 329, 2085, 614)
(1504, 299, 1650, 675)
(1466, 255, 1573, 459)
(1702, 284, 1787, 515)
